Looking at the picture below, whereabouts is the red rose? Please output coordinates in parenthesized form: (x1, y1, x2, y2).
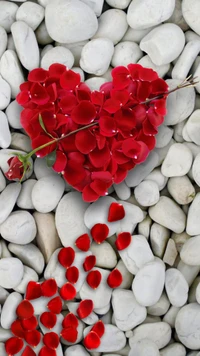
(5, 156, 25, 181)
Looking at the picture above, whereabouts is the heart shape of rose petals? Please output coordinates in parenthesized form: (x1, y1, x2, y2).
(43, 332, 59, 350)
(24, 330, 41, 347)
(86, 270, 102, 289)
(77, 299, 94, 319)
(84, 331, 101, 350)
(58, 247, 75, 268)
(62, 313, 79, 329)
(108, 202, 125, 222)
(91, 321, 105, 338)
(16, 300, 34, 319)
(40, 312, 57, 329)
(66, 266, 79, 284)
(47, 296, 63, 314)
(22, 345, 36, 356)
(21, 315, 38, 331)
(5, 337, 24, 355)
(107, 269, 123, 288)
(60, 282, 77, 300)
(41, 279, 58, 297)
(75, 233, 91, 251)
(26, 281, 42, 300)
(61, 327, 78, 343)
(91, 223, 109, 244)
(83, 255, 96, 272)
(115, 232, 132, 250)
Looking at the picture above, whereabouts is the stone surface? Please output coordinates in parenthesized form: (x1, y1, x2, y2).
(0, 111, 11, 149)
(0, 76, 11, 111)
(129, 339, 160, 356)
(8, 243, 44, 274)
(182, 0, 200, 36)
(0, 182, 21, 225)
(16, 1, 44, 30)
(167, 176, 195, 205)
(186, 193, 200, 235)
(165, 268, 189, 307)
(111, 41, 142, 67)
(134, 180, 160, 206)
(0, 257, 24, 289)
(0, 1, 18, 32)
(90, 241, 117, 269)
(41, 46, 74, 70)
(180, 235, 200, 266)
(1, 292, 22, 329)
(161, 143, 193, 177)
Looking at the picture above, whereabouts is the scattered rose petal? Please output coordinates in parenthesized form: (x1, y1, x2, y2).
(47, 296, 63, 314)
(40, 312, 57, 329)
(22, 345, 36, 356)
(16, 300, 34, 320)
(86, 270, 102, 289)
(75, 233, 91, 251)
(77, 299, 94, 319)
(91, 320, 105, 338)
(83, 255, 96, 272)
(39, 346, 57, 356)
(62, 313, 79, 329)
(11, 320, 25, 338)
(41, 279, 58, 297)
(60, 283, 77, 300)
(58, 247, 75, 268)
(21, 316, 38, 331)
(108, 202, 125, 222)
(66, 266, 79, 284)
(61, 327, 78, 343)
(43, 332, 59, 350)
(26, 281, 42, 300)
(5, 337, 24, 355)
(24, 330, 41, 347)
(107, 269, 123, 288)
(84, 331, 101, 350)
(115, 232, 132, 250)
(91, 223, 109, 244)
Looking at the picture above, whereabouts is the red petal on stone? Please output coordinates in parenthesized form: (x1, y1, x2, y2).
(22, 345, 36, 356)
(26, 281, 42, 300)
(5, 337, 24, 355)
(147, 107, 164, 127)
(11, 320, 25, 338)
(91, 223, 109, 244)
(59, 94, 78, 114)
(16, 91, 30, 105)
(127, 63, 142, 80)
(99, 116, 117, 137)
(139, 66, 158, 82)
(60, 69, 81, 90)
(71, 101, 96, 125)
(107, 269, 123, 288)
(89, 144, 111, 168)
(30, 83, 50, 105)
(61, 327, 78, 343)
(91, 321, 105, 338)
(52, 150, 67, 173)
(16, 300, 34, 320)
(43, 332, 59, 350)
(91, 91, 104, 106)
(31, 134, 57, 158)
(28, 68, 48, 83)
(66, 266, 79, 284)
(84, 331, 101, 350)
(21, 316, 38, 331)
(39, 346, 57, 356)
(143, 118, 158, 136)
(75, 129, 96, 154)
(40, 312, 57, 329)
(154, 98, 167, 115)
(47, 296, 63, 314)
(137, 81, 152, 102)
(62, 313, 78, 329)
(111, 66, 130, 90)
(58, 247, 75, 268)
(75, 233, 91, 251)
(49, 63, 66, 78)
(114, 167, 128, 184)
(63, 160, 87, 186)
(115, 232, 132, 250)
(86, 270, 102, 289)
(90, 179, 111, 197)
(77, 299, 94, 319)
(137, 130, 156, 151)
(83, 255, 96, 272)
(82, 185, 100, 203)
(151, 78, 168, 93)
(60, 283, 77, 300)
(24, 330, 41, 347)
(108, 202, 125, 222)
(122, 138, 141, 159)
(41, 279, 58, 298)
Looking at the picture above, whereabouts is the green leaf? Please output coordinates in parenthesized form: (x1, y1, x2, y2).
(39, 114, 48, 134)
(46, 150, 57, 167)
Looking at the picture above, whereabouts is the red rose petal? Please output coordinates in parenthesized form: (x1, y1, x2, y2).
(49, 63, 66, 78)
(77, 299, 94, 319)
(82, 185, 100, 203)
(71, 101, 96, 125)
(61, 327, 78, 343)
(24, 330, 41, 347)
(62, 313, 79, 329)
(91, 223, 109, 244)
(89, 144, 111, 168)
(75, 233, 91, 251)
(58, 247, 75, 268)
(26, 281, 42, 300)
(43, 332, 60, 350)
(83, 255, 96, 272)
(52, 150, 67, 173)
(91, 320, 105, 338)
(21, 316, 38, 331)
(16, 300, 34, 320)
(115, 232, 132, 250)
(11, 320, 25, 338)
(41, 279, 58, 297)
(108, 202, 125, 222)
(60, 69, 81, 90)
(99, 116, 117, 137)
(66, 266, 79, 284)
(40, 312, 57, 329)
(75, 129, 96, 154)
(107, 269, 123, 288)
(60, 283, 77, 300)
(84, 331, 101, 350)
(111, 66, 131, 90)
(28, 68, 48, 83)
(47, 296, 63, 314)
(5, 337, 24, 355)
(22, 345, 36, 356)
(86, 270, 102, 289)
(90, 179, 111, 197)
(39, 346, 57, 356)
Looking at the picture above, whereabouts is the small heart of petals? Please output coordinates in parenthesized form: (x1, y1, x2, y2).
(107, 269, 123, 288)
(47, 296, 63, 314)
(40, 312, 57, 329)
(5, 337, 24, 355)
(21, 315, 38, 331)
(62, 313, 79, 329)
(24, 330, 41, 347)
(39, 346, 57, 356)
(41, 279, 58, 297)
(43, 332, 59, 350)
(75, 233, 91, 251)
(108, 202, 125, 222)
(66, 266, 79, 284)
(83, 255, 96, 272)
(22, 346, 36, 356)
(58, 247, 75, 268)
(77, 299, 94, 319)
(86, 270, 102, 289)
(16, 300, 34, 319)
(60, 282, 76, 300)
(91, 223, 109, 244)
(26, 281, 42, 300)
(115, 232, 132, 250)
(84, 331, 101, 350)
(11, 320, 25, 338)
(91, 321, 105, 338)
(61, 327, 78, 343)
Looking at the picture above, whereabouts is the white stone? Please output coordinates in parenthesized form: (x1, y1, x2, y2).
(116, 201, 145, 234)
(163, 238, 178, 266)
(138, 55, 170, 78)
(41, 44, 53, 58)
(90, 241, 117, 269)
(81, 0, 104, 16)
(67, 301, 98, 325)
(172, 40, 200, 80)
(106, 0, 131, 9)
(0, 50, 25, 98)
(115, 260, 133, 289)
(0, 210, 36, 244)
(45, 0, 98, 43)
(165, 268, 189, 307)
(175, 303, 200, 349)
(155, 125, 174, 149)
(84, 77, 107, 91)
(0, 26, 7, 59)
(180, 235, 200, 266)
(34, 157, 57, 179)
(58, 40, 88, 67)
(17, 179, 36, 209)
(160, 343, 186, 356)
(129, 339, 160, 356)
(0, 170, 6, 193)
(14, 265, 38, 294)
(166, 0, 189, 30)
(154, 139, 175, 166)
(194, 63, 200, 94)
(0, 75, 11, 111)
(187, 193, 200, 236)
(172, 232, 190, 253)
(8, 243, 44, 274)
(80, 38, 114, 75)
(11, 21, 40, 70)
(111, 41, 142, 67)
(16, 2, 44, 30)
(177, 260, 200, 287)
(56, 192, 89, 247)
(0, 2, 18, 32)
(196, 282, 200, 304)
(0, 111, 11, 149)
(185, 110, 200, 145)
(0, 257, 24, 289)
(145, 168, 168, 191)
(5, 100, 23, 129)
(0, 182, 21, 225)
(149, 196, 186, 233)
(134, 180, 159, 207)
(10, 132, 31, 153)
(138, 216, 152, 240)
(35, 21, 53, 45)
(129, 322, 171, 350)
(39, 312, 63, 336)
(167, 176, 195, 205)
(192, 153, 200, 187)
(182, 0, 200, 36)
(65, 345, 90, 356)
(0, 342, 7, 356)
(31, 295, 57, 315)
(163, 305, 180, 328)
(173, 120, 186, 143)
(132, 259, 165, 307)
(127, 0, 175, 30)
(93, 9, 128, 45)
(44, 248, 66, 288)
(32, 175, 65, 213)
(41, 46, 74, 70)
(1, 292, 22, 329)
(147, 292, 170, 317)
(119, 234, 154, 275)
(0, 329, 12, 343)
(7, 34, 15, 51)
(112, 289, 147, 331)
(113, 181, 131, 200)
(0, 240, 12, 258)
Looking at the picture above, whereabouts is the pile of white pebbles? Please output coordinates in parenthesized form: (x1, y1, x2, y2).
(1, 0, 200, 355)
